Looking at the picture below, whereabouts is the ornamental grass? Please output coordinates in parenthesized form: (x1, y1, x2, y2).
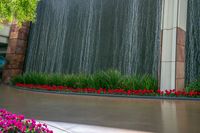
(12, 70, 158, 91)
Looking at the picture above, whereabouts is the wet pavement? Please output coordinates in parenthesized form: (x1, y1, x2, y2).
(38, 120, 152, 133)
(0, 85, 200, 133)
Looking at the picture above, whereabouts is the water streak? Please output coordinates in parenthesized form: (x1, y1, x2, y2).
(25, 0, 162, 77)
(186, 0, 200, 83)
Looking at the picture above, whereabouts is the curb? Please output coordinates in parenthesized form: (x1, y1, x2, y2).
(14, 86, 200, 101)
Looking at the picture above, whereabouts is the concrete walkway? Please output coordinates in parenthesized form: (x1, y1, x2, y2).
(38, 120, 151, 133)
(1, 85, 200, 133)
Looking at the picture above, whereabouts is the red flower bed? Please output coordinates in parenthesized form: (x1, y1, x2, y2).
(15, 83, 200, 98)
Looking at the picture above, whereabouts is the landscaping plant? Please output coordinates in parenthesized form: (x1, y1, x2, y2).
(0, 0, 39, 26)
(0, 109, 52, 133)
(12, 70, 158, 91)
(186, 78, 200, 92)
(15, 83, 200, 98)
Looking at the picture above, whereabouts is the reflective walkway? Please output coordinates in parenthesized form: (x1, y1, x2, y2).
(38, 120, 150, 133)
(0, 85, 200, 133)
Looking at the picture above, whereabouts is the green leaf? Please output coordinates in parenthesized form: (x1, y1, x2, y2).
(0, 0, 40, 26)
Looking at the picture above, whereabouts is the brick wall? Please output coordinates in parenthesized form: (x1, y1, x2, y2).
(2, 23, 30, 83)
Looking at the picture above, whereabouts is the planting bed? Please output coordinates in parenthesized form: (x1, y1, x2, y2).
(15, 83, 200, 100)
(12, 71, 200, 100)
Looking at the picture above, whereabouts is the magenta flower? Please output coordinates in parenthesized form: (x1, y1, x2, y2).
(0, 109, 53, 133)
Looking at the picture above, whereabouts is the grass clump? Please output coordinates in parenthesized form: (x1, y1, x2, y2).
(186, 78, 200, 92)
(12, 70, 158, 91)
(92, 70, 122, 90)
(120, 75, 158, 91)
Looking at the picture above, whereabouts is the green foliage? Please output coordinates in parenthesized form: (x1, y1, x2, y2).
(141, 75, 158, 91)
(11, 74, 24, 84)
(92, 70, 122, 90)
(0, 0, 39, 26)
(12, 70, 158, 91)
(120, 75, 158, 91)
(186, 79, 200, 92)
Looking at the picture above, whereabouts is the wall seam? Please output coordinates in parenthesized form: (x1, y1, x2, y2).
(175, 0, 180, 90)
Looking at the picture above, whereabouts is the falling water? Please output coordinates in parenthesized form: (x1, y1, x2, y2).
(25, 0, 162, 77)
(186, 0, 200, 83)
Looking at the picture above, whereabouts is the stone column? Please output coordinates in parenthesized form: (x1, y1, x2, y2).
(160, 0, 187, 90)
(2, 23, 30, 83)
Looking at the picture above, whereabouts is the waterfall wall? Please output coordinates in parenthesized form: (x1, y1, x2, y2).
(25, 0, 162, 76)
(186, 0, 200, 83)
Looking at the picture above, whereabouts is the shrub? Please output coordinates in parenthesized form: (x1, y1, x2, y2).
(92, 70, 122, 90)
(63, 75, 78, 88)
(120, 75, 158, 91)
(0, 0, 39, 26)
(48, 74, 65, 86)
(22, 72, 48, 85)
(186, 79, 200, 92)
(141, 75, 158, 91)
(11, 75, 24, 85)
(12, 70, 158, 91)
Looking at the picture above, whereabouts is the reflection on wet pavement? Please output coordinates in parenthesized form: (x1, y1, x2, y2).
(0, 85, 200, 133)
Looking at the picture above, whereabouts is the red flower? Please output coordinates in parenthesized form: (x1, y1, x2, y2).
(174, 91, 181, 97)
(165, 90, 171, 96)
(15, 83, 200, 98)
(127, 90, 132, 95)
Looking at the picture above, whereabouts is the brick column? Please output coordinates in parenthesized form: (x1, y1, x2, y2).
(2, 22, 30, 83)
(176, 28, 186, 90)
(160, 0, 187, 90)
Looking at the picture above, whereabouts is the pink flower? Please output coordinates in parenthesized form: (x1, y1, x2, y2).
(0, 109, 53, 133)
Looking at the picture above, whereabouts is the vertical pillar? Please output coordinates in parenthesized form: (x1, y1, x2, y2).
(160, 0, 187, 90)
(2, 22, 30, 83)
